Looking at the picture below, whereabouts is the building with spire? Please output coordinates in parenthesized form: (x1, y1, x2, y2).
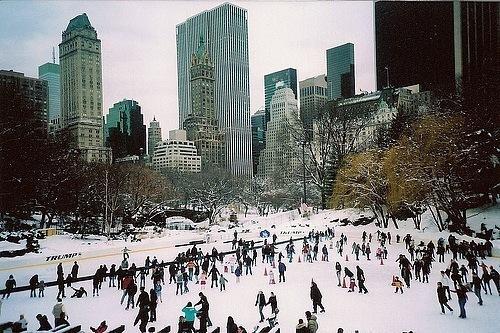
(59, 13, 110, 163)
(183, 36, 224, 169)
(105, 99, 146, 160)
(148, 117, 162, 158)
(176, 3, 252, 177)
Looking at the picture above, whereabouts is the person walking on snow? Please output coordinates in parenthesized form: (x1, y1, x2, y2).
(310, 281, 325, 313)
(278, 261, 286, 282)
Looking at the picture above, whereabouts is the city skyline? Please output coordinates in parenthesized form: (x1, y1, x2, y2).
(0, 1, 376, 133)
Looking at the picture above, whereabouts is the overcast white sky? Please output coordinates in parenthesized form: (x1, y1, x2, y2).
(0, 0, 375, 134)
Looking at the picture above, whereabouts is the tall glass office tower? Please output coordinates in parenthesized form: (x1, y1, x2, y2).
(176, 3, 252, 177)
(38, 62, 60, 122)
(326, 43, 355, 100)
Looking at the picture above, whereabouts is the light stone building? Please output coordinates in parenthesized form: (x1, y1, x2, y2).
(152, 130, 201, 172)
(258, 83, 301, 184)
(59, 13, 110, 163)
(148, 117, 162, 158)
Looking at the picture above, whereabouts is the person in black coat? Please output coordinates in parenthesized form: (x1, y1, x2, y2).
(149, 288, 158, 322)
(278, 261, 286, 282)
(3, 275, 16, 299)
(266, 292, 278, 313)
(436, 282, 453, 314)
(36, 314, 52, 331)
(226, 316, 238, 333)
(136, 287, 150, 309)
(356, 266, 368, 294)
(195, 292, 212, 327)
(310, 281, 325, 313)
(134, 305, 150, 333)
(255, 291, 266, 322)
(30, 274, 39, 297)
(208, 265, 220, 288)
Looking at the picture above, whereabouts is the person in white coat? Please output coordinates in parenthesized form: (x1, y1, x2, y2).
(440, 271, 452, 300)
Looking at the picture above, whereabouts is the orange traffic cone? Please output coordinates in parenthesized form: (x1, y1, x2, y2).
(345, 254, 349, 261)
(264, 268, 268, 276)
(298, 256, 301, 263)
(380, 257, 384, 265)
(342, 277, 347, 288)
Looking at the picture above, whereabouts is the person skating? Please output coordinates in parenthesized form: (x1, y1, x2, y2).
(195, 292, 212, 327)
(490, 266, 500, 295)
(134, 305, 150, 333)
(71, 261, 79, 279)
(310, 281, 325, 313)
(278, 261, 286, 282)
(436, 282, 453, 314)
(266, 292, 278, 313)
(175, 271, 184, 295)
(335, 262, 342, 286)
(451, 283, 468, 318)
(90, 321, 108, 333)
(70, 286, 88, 298)
(29, 274, 39, 297)
(126, 280, 138, 310)
(2, 274, 16, 299)
(472, 273, 483, 305)
(52, 298, 67, 327)
(178, 316, 191, 333)
(356, 266, 368, 294)
(208, 265, 220, 289)
(219, 273, 228, 291)
(440, 271, 452, 300)
(56, 275, 65, 299)
(181, 302, 197, 332)
(136, 287, 150, 309)
(92, 273, 100, 297)
(306, 311, 318, 333)
(392, 276, 404, 294)
(227, 316, 238, 333)
(255, 290, 266, 322)
(36, 314, 52, 331)
(296, 319, 309, 333)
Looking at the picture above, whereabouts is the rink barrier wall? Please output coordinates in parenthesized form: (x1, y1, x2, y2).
(0, 235, 306, 294)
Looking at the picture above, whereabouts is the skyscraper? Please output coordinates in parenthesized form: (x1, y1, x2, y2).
(176, 3, 252, 177)
(148, 117, 162, 158)
(251, 109, 266, 176)
(105, 99, 146, 160)
(0, 70, 48, 126)
(375, 1, 499, 95)
(257, 83, 300, 184)
(264, 68, 298, 121)
(183, 36, 224, 169)
(299, 74, 328, 135)
(326, 43, 355, 101)
(38, 62, 60, 132)
(59, 13, 110, 163)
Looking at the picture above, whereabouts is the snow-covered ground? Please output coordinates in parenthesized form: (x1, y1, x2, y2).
(0, 207, 499, 333)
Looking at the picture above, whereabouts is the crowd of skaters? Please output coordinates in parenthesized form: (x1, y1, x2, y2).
(1, 223, 498, 333)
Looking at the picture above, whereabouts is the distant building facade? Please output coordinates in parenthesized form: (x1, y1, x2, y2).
(251, 109, 266, 175)
(176, 3, 252, 177)
(0, 70, 48, 127)
(59, 13, 110, 163)
(38, 62, 60, 132)
(258, 83, 300, 184)
(183, 37, 224, 169)
(264, 68, 298, 122)
(152, 129, 201, 172)
(299, 74, 328, 136)
(326, 43, 355, 101)
(375, 1, 499, 95)
(105, 99, 146, 160)
(147, 117, 162, 158)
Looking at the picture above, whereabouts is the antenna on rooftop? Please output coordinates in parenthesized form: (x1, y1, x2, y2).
(52, 47, 56, 64)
